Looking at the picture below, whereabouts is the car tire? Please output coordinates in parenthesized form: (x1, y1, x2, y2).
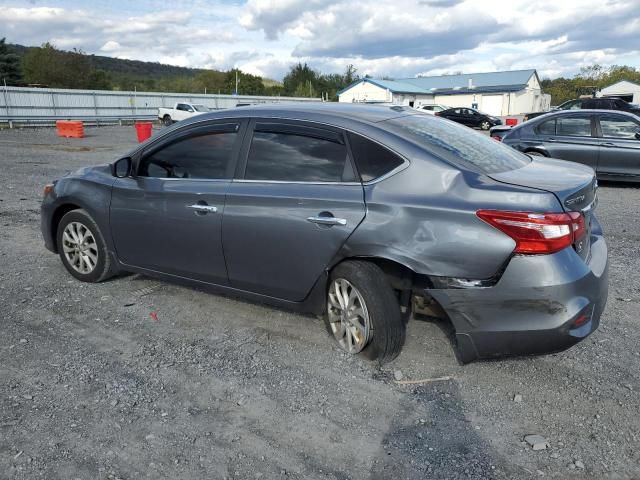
(480, 120, 491, 130)
(324, 260, 405, 363)
(162, 115, 172, 126)
(56, 209, 115, 283)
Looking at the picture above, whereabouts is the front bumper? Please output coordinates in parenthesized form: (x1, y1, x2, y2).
(427, 232, 608, 363)
(41, 197, 57, 253)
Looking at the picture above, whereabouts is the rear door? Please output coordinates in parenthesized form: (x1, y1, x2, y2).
(595, 113, 640, 178)
(540, 113, 600, 170)
(222, 120, 365, 301)
(110, 121, 245, 284)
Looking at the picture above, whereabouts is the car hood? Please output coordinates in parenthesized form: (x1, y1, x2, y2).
(489, 157, 597, 212)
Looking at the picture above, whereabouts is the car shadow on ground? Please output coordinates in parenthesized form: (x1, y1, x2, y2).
(368, 379, 524, 479)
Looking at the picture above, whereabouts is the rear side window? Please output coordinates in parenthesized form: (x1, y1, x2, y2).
(557, 116, 592, 137)
(139, 126, 238, 179)
(537, 119, 556, 135)
(347, 132, 404, 182)
(384, 114, 530, 174)
(245, 129, 351, 182)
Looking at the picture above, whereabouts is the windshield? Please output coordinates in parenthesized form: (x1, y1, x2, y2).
(193, 104, 209, 112)
(384, 114, 531, 174)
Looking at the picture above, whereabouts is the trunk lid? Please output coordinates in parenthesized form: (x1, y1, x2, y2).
(489, 157, 598, 261)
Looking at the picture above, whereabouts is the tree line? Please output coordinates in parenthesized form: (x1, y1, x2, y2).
(1, 38, 639, 105)
(0, 39, 359, 99)
(541, 65, 640, 105)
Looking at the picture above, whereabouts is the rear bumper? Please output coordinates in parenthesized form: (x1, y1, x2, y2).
(426, 232, 608, 363)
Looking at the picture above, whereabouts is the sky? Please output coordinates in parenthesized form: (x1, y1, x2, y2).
(1, 0, 639, 81)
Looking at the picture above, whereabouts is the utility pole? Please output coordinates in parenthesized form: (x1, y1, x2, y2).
(235, 70, 239, 95)
(3, 78, 10, 116)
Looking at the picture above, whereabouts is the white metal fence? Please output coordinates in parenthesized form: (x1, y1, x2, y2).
(0, 86, 322, 127)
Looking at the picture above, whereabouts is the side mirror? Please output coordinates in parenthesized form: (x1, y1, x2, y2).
(187, 108, 194, 113)
(635, 132, 640, 140)
(112, 157, 132, 178)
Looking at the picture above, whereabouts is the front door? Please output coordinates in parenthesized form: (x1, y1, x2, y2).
(222, 120, 366, 301)
(596, 113, 640, 178)
(110, 121, 245, 284)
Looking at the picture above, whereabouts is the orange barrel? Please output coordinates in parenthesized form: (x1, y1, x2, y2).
(135, 122, 153, 143)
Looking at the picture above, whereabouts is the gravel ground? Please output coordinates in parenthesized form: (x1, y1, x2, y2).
(1, 125, 639, 480)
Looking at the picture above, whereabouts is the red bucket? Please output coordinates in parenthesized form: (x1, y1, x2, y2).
(505, 118, 518, 127)
(135, 122, 153, 143)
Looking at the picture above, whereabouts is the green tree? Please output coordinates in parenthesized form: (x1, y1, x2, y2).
(0, 37, 23, 85)
(22, 43, 92, 88)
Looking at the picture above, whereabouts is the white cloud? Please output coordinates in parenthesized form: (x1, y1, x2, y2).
(0, 0, 639, 81)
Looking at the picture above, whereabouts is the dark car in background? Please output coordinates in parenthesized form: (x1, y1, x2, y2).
(436, 107, 502, 130)
(524, 97, 640, 121)
(500, 109, 640, 181)
(41, 104, 607, 364)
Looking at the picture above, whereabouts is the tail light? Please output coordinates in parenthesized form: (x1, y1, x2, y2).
(491, 135, 502, 142)
(476, 210, 586, 254)
(43, 183, 54, 196)
(434, 112, 440, 116)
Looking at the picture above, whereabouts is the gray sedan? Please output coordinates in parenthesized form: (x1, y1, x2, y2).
(40, 104, 608, 363)
(499, 110, 640, 182)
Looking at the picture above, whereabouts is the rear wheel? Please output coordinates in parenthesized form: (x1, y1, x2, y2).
(57, 209, 115, 283)
(324, 261, 405, 363)
(162, 115, 172, 126)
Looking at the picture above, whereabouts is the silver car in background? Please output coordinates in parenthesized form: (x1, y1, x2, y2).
(498, 109, 640, 182)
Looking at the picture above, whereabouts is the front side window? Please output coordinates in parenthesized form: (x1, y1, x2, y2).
(556, 116, 592, 137)
(599, 115, 640, 139)
(384, 114, 530, 174)
(139, 127, 238, 179)
(245, 129, 350, 182)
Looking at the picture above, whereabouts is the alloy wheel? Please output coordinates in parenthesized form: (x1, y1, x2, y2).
(62, 221, 98, 274)
(327, 278, 372, 354)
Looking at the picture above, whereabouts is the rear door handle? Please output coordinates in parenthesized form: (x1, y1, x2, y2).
(307, 216, 347, 226)
(600, 142, 615, 147)
(187, 204, 218, 213)
(547, 137, 556, 142)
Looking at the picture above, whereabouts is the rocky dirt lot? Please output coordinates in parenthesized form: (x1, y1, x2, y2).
(1, 125, 639, 480)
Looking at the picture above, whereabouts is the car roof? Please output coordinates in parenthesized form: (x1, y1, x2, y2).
(527, 109, 640, 121)
(178, 103, 422, 128)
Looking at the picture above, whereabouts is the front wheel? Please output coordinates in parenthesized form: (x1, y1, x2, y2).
(162, 115, 173, 126)
(57, 209, 115, 283)
(480, 120, 491, 130)
(324, 261, 406, 363)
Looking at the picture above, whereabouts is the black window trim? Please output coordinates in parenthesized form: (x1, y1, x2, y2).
(595, 112, 640, 139)
(234, 118, 362, 185)
(133, 120, 247, 181)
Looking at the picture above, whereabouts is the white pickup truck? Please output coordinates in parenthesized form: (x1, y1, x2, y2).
(158, 102, 210, 126)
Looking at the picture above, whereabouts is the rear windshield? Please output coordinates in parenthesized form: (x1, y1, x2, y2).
(384, 114, 531, 174)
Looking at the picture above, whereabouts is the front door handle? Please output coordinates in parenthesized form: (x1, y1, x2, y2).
(307, 215, 347, 226)
(600, 142, 615, 147)
(547, 137, 556, 142)
(187, 204, 218, 213)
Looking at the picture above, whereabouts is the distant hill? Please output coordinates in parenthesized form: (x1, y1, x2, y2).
(10, 43, 208, 82)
